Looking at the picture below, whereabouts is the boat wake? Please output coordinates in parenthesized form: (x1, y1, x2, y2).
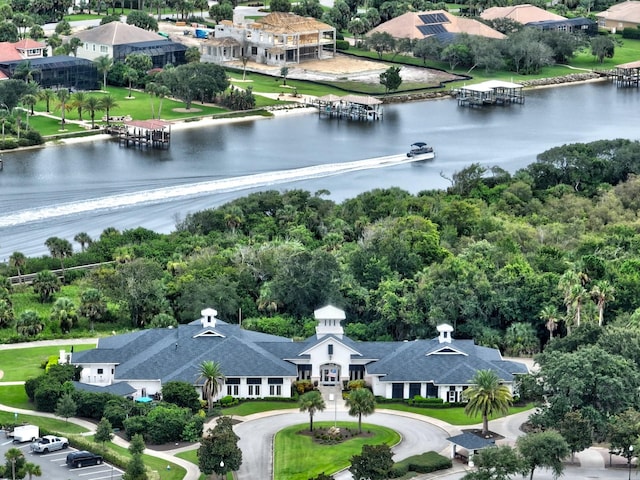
(0, 153, 420, 228)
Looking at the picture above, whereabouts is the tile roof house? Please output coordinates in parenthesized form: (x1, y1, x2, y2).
(202, 12, 336, 66)
(480, 4, 566, 24)
(597, 0, 640, 31)
(71, 306, 528, 403)
(0, 39, 46, 63)
(72, 21, 187, 68)
(368, 10, 506, 41)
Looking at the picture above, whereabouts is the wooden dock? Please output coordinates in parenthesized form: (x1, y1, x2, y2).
(612, 61, 640, 87)
(456, 80, 524, 107)
(113, 119, 172, 149)
(316, 94, 383, 121)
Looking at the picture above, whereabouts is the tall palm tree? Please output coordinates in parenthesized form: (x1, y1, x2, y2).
(591, 280, 615, 327)
(70, 92, 88, 121)
(94, 55, 113, 91)
(78, 288, 106, 332)
(84, 97, 101, 129)
(20, 94, 37, 130)
(5, 447, 24, 480)
(463, 369, 512, 436)
(145, 81, 157, 119)
(156, 85, 171, 119)
(568, 283, 587, 329)
(68, 37, 83, 56)
(345, 387, 376, 433)
(44, 236, 73, 281)
(299, 390, 325, 432)
(38, 88, 56, 112)
(14, 60, 39, 83)
(9, 251, 26, 284)
(539, 304, 559, 339)
(123, 67, 138, 98)
(558, 270, 582, 335)
(98, 95, 118, 126)
(55, 89, 71, 128)
(73, 232, 93, 252)
(197, 360, 226, 413)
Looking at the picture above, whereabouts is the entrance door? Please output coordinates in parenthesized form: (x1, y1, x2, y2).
(322, 366, 339, 385)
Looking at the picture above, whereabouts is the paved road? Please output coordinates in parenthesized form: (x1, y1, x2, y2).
(233, 408, 458, 480)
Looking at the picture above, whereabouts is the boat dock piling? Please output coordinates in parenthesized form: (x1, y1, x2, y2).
(455, 80, 524, 107)
(315, 94, 383, 121)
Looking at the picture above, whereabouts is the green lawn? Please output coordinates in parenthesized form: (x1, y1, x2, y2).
(0, 411, 88, 435)
(96, 441, 187, 480)
(0, 385, 32, 410)
(221, 400, 298, 416)
(274, 422, 400, 480)
(378, 403, 534, 425)
(0, 343, 96, 382)
(228, 70, 354, 96)
(175, 450, 232, 480)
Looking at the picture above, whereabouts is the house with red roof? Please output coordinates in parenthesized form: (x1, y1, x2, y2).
(0, 39, 46, 64)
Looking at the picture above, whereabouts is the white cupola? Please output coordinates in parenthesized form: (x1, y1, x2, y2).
(201, 308, 218, 328)
(437, 324, 454, 344)
(314, 305, 346, 339)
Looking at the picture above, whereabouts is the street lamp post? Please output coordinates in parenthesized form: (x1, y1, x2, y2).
(329, 393, 337, 427)
(219, 460, 225, 480)
(629, 445, 634, 480)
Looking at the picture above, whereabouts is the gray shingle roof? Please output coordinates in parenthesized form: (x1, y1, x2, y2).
(448, 432, 496, 450)
(72, 381, 136, 396)
(73, 22, 167, 46)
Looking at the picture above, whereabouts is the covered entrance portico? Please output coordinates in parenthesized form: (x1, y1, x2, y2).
(320, 363, 340, 385)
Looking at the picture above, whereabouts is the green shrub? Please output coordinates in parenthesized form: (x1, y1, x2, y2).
(220, 395, 236, 407)
(622, 27, 640, 39)
(394, 451, 452, 474)
(336, 40, 350, 50)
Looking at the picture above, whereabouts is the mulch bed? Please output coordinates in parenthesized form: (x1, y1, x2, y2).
(462, 428, 505, 441)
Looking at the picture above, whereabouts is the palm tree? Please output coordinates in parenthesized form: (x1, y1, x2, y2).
(463, 369, 512, 436)
(16, 310, 44, 336)
(9, 251, 26, 284)
(14, 60, 39, 83)
(98, 95, 118, 126)
(591, 280, 615, 327)
(70, 92, 88, 121)
(94, 55, 113, 91)
(20, 94, 37, 129)
(55, 89, 71, 129)
(68, 37, 83, 56)
(568, 283, 587, 329)
(0, 299, 15, 329)
(45, 236, 73, 280)
(156, 85, 171, 119)
(299, 390, 325, 432)
(123, 67, 138, 98)
(145, 81, 157, 119)
(558, 270, 582, 335)
(345, 388, 376, 433)
(23, 461, 42, 480)
(78, 288, 106, 332)
(84, 97, 101, 129)
(38, 88, 56, 112)
(51, 297, 77, 333)
(32, 271, 60, 303)
(73, 232, 93, 252)
(5, 447, 24, 480)
(197, 360, 226, 413)
(539, 305, 559, 339)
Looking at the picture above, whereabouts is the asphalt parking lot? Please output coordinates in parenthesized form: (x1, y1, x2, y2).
(1, 436, 124, 480)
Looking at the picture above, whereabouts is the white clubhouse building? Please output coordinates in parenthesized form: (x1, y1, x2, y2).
(71, 305, 528, 402)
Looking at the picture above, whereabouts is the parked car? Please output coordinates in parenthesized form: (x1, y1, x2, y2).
(30, 435, 69, 453)
(66, 450, 103, 468)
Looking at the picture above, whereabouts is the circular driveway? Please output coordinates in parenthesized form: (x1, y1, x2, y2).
(233, 409, 453, 480)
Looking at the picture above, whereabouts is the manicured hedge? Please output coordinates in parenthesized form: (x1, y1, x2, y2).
(390, 451, 452, 477)
(336, 40, 350, 50)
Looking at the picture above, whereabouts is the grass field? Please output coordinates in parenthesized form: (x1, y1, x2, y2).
(274, 422, 400, 480)
(0, 411, 88, 434)
(221, 400, 298, 416)
(378, 402, 534, 425)
(0, 343, 96, 382)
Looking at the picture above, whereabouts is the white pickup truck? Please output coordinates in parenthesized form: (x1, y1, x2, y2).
(30, 435, 69, 453)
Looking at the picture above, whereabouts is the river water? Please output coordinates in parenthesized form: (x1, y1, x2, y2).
(1, 80, 639, 260)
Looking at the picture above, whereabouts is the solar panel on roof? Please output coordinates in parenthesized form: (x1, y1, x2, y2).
(435, 13, 448, 22)
(418, 13, 439, 24)
(417, 24, 447, 36)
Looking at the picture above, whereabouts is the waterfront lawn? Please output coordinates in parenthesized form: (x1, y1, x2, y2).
(227, 70, 348, 96)
(0, 385, 32, 410)
(0, 343, 95, 382)
(28, 114, 87, 136)
(378, 402, 534, 425)
(274, 422, 400, 480)
(0, 411, 88, 435)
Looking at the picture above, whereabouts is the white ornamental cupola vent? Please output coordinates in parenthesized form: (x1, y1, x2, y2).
(314, 305, 346, 339)
(437, 324, 453, 344)
(201, 308, 218, 328)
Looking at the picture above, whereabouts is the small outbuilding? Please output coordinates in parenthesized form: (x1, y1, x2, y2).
(447, 432, 496, 467)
